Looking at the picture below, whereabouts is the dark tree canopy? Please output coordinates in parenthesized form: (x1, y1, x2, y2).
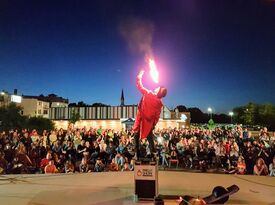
(0, 103, 26, 131)
(69, 109, 81, 124)
(233, 102, 275, 130)
(26, 116, 55, 134)
(0, 103, 54, 133)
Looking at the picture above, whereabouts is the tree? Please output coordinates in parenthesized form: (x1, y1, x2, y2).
(77, 101, 89, 107)
(91, 102, 108, 107)
(212, 114, 230, 124)
(244, 102, 257, 125)
(233, 102, 275, 130)
(26, 116, 55, 134)
(258, 103, 275, 130)
(68, 103, 77, 107)
(175, 105, 188, 112)
(233, 106, 246, 124)
(0, 103, 27, 131)
(187, 107, 208, 123)
(208, 119, 215, 130)
(69, 109, 81, 124)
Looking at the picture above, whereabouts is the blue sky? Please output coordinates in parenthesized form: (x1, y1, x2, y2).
(0, 0, 274, 113)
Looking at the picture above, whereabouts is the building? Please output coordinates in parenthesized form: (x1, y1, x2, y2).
(49, 92, 191, 130)
(20, 97, 50, 118)
(39, 94, 69, 108)
(20, 94, 68, 118)
(50, 105, 190, 130)
(120, 89, 125, 106)
(0, 89, 22, 107)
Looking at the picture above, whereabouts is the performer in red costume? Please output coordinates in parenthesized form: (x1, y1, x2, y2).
(133, 70, 167, 160)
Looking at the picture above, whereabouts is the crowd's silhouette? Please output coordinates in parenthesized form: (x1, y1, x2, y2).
(0, 125, 274, 176)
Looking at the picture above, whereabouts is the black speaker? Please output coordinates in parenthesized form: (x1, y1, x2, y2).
(135, 179, 156, 199)
(134, 161, 158, 200)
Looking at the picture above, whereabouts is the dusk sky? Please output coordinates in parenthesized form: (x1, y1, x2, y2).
(1, 0, 274, 113)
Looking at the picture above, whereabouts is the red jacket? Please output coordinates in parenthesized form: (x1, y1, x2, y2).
(133, 74, 163, 139)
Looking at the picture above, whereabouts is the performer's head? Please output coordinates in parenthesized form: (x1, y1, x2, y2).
(155, 86, 167, 98)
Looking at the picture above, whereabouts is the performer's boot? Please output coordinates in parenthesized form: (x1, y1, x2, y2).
(134, 132, 140, 161)
(147, 132, 157, 161)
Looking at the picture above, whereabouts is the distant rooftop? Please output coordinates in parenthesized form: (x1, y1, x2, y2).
(23, 94, 69, 103)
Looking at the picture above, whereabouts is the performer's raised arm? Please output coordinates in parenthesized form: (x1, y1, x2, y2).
(136, 70, 150, 95)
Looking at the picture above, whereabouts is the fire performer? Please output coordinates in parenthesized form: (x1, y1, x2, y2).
(133, 70, 167, 160)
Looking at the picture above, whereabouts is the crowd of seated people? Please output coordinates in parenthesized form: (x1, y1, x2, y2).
(0, 125, 274, 176)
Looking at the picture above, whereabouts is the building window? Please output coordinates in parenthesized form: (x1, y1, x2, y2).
(38, 102, 42, 106)
(38, 110, 41, 114)
(43, 110, 48, 115)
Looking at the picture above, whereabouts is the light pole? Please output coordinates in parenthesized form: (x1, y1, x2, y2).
(229, 112, 234, 124)
(208, 107, 213, 119)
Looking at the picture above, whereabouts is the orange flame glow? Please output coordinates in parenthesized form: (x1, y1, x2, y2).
(148, 58, 159, 83)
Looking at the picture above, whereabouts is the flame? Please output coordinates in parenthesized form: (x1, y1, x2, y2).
(148, 58, 159, 83)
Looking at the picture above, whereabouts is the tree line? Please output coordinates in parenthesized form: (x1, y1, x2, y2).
(176, 102, 275, 130)
(233, 102, 275, 130)
(175, 105, 231, 124)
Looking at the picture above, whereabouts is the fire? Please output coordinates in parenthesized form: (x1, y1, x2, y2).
(148, 58, 159, 83)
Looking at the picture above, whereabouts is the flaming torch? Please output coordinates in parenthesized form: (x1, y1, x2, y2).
(148, 58, 159, 84)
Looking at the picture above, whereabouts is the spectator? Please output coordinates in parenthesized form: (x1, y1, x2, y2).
(129, 159, 135, 171)
(49, 130, 57, 146)
(77, 140, 86, 160)
(21, 132, 32, 154)
(122, 161, 130, 171)
(0, 125, 274, 175)
(52, 141, 62, 155)
(63, 141, 76, 163)
(16, 142, 32, 167)
(41, 130, 49, 147)
(91, 141, 100, 162)
(73, 130, 82, 149)
(115, 141, 125, 168)
(44, 160, 57, 174)
(65, 160, 75, 173)
(30, 130, 40, 144)
(57, 129, 65, 143)
(160, 142, 169, 167)
(269, 156, 275, 176)
(94, 158, 104, 172)
(79, 157, 89, 173)
(109, 158, 119, 171)
(0, 153, 7, 174)
(56, 154, 66, 173)
(176, 138, 185, 157)
(230, 142, 239, 162)
(40, 152, 52, 173)
(236, 156, 246, 175)
(254, 158, 268, 176)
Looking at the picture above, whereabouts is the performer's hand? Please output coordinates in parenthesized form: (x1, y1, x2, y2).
(138, 70, 145, 78)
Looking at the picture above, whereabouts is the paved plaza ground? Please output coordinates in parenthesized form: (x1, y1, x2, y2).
(0, 171, 274, 205)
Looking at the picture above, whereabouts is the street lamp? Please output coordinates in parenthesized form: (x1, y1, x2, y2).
(208, 107, 213, 119)
(229, 112, 234, 124)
